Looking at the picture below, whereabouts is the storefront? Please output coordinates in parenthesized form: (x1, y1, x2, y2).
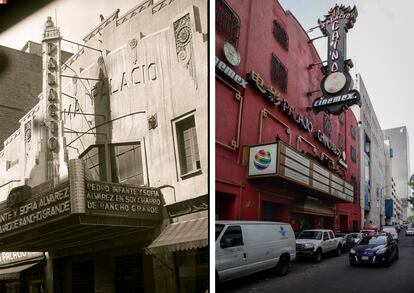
(0, 252, 44, 293)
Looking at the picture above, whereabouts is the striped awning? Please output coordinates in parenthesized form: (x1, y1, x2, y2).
(0, 262, 40, 280)
(146, 217, 208, 254)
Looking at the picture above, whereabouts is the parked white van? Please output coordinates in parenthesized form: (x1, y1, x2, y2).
(216, 221, 296, 282)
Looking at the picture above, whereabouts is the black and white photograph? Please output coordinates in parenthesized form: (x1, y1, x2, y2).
(0, 0, 208, 292)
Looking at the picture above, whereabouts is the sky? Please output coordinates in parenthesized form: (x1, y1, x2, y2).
(0, 0, 414, 172)
(278, 0, 414, 173)
(0, 0, 140, 52)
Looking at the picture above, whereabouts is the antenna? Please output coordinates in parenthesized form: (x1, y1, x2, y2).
(354, 55, 358, 77)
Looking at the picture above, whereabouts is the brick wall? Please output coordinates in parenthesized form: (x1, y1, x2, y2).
(0, 45, 42, 149)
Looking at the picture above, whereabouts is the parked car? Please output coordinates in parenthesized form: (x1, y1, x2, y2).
(360, 229, 376, 236)
(349, 232, 364, 244)
(216, 221, 296, 283)
(349, 234, 398, 266)
(296, 229, 343, 263)
(382, 226, 399, 243)
(335, 233, 355, 252)
(405, 226, 414, 236)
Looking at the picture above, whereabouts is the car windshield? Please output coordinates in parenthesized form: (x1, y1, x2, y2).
(298, 231, 322, 240)
(351, 233, 363, 238)
(216, 224, 225, 240)
(359, 235, 387, 245)
(408, 228, 414, 231)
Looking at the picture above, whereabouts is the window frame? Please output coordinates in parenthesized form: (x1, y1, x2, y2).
(172, 111, 202, 180)
(216, 0, 241, 47)
(110, 142, 146, 186)
(220, 225, 244, 248)
(79, 140, 148, 186)
(271, 53, 288, 93)
(273, 20, 289, 51)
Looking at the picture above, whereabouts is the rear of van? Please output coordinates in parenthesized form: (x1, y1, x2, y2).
(216, 221, 296, 282)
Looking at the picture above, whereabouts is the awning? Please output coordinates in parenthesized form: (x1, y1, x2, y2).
(0, 262, 40, 280)
(146, 217, 208, 254)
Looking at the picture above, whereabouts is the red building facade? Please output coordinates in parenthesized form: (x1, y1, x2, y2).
(215, 0, 361, 232)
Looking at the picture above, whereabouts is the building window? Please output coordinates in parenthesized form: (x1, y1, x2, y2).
(323, 114, 332, 137)
(351, 146, 357, 162)
(216, 0, 240, 46)
(338, 133, 344, 149)
(271, 53, 288, 93)
(111, 143, 144, 186)
(273, 20, 288, 50)
(339, 113, 345, 124)
(80, 145, 107, 181)
(175, 114, 201, 178)
(80, 143, 145, 186)
(351, 125, 357, 139)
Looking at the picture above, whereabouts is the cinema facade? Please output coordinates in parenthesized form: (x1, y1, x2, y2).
(0, 0, 207, 292)
(216, 0, 361, 232)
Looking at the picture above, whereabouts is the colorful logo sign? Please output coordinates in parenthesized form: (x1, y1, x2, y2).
(254, 150, 272, 170)
(279, 226, 288, 239)
(248, 143, 278, 177)
(0, 0, 7, 4)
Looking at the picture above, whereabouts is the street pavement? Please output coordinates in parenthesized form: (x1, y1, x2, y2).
(217, 233, 414, 293)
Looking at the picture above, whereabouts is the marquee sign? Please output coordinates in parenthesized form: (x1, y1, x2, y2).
(312, 5, 360, 115)
(85, 181, 162, 220)
(0, 183, 71, 235)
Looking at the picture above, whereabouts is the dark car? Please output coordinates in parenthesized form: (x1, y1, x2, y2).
(349, 234, 398, 266)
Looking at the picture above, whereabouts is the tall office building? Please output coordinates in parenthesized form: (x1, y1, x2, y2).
(352, 74, 386, 228)
(383, 126, 412, 220)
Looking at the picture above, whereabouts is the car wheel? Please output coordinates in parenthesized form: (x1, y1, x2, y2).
(385, 254, 392, 267)
(275, 255, 290, 276)
(335, 245, 342, 256)
(313, 249, 322, 263)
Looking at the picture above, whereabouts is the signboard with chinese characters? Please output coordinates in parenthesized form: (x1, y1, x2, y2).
(248, 143, 278, 177)
(246, 70, 281, 105)
(85, 181, 162, 220)
(312, 5, 360, 115)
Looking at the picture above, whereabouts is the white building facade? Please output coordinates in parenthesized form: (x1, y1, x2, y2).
(353, 74, 386, 228)
(383, 126, 412, 220)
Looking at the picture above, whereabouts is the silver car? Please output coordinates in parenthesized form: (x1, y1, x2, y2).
(406, 227, 414, 236)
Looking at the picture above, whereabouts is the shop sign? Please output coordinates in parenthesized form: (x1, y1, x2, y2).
(0, 183, 70, 235)
(0, 252, 43, 266)
(85, 181, 162, 220)
(166, 194, 208, 218)
(215, 56, 247, 88)
(280, 99, 313, 132)
(248, 143, 278, 177)
(246, 70, 281, 105)
(313, 5, 360, 115)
